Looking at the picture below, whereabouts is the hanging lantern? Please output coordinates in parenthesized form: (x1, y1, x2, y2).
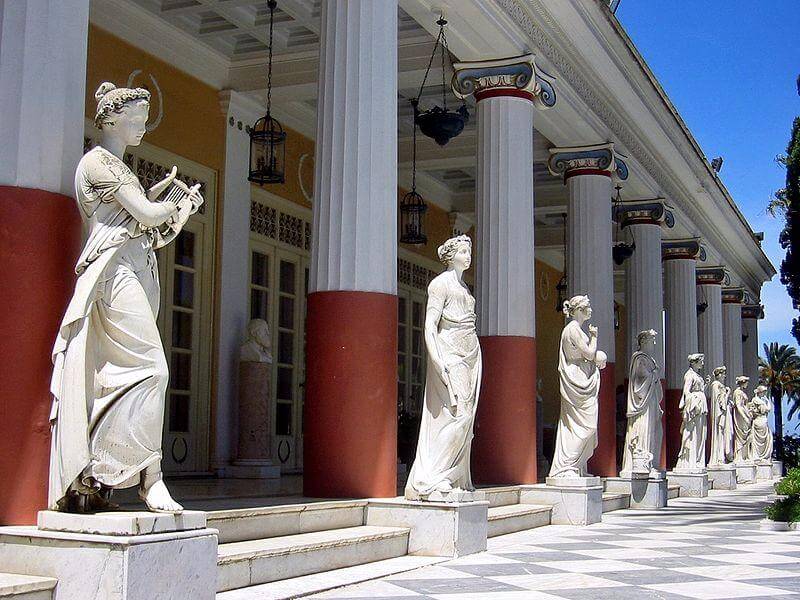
(249, 0, 286, 185)
(412, 16, 468, 147)
(612, 185, 635, 265)
(400, 100, 428, 245)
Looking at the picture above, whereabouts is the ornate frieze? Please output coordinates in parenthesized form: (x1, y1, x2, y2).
(741, 304, 764, 319)
(662, 238, 706, 262)
(614, 199, 675, 228)
(547, 142, 629, 181)
(721, 287, 747, 305)
(452, 54, 556, 108)
(696, 266, 730, 286)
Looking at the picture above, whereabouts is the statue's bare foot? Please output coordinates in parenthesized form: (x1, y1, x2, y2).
(139, 479, 183, 513)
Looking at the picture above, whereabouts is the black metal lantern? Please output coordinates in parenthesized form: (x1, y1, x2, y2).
(412, 16, 468, 147)
(400, 102, 428, 245)
(612, 185, 636, 265)
(248, 0, 286, 185)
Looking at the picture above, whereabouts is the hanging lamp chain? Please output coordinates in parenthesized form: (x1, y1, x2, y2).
(439, 18, 448, 110)
(266, 0, 277, 116)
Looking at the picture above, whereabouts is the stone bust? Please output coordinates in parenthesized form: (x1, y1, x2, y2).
(241, 319, 273, 363)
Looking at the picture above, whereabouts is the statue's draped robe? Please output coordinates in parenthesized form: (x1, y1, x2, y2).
(709, 380, 731, 465)
(620, 351, 663, 476)
(549, 320, 600, 478)
(732, 388, 753, 463)
(49, 146, 172, 508)
(675, 368, 707, 472)
(405, 271, 481, 500)
(750, 395, 773, 461)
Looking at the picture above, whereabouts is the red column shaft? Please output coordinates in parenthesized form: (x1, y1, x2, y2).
(0, 187, 80, 525)
(589, 365, 617, 477)
(664, 388, 683, 468)
(303, 291, 397, 498)
(472, 336, 537, 484)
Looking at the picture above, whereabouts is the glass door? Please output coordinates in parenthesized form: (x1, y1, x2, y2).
(397, 287, 427, 469)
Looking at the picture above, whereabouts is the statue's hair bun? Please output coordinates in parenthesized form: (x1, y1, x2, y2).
(95, 82, 117, 102)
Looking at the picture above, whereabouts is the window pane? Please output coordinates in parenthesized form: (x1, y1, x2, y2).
(250, 289, 268, 320)
(251, 251, 268, 287)
(279, 260, 295, 294)
(169, 393, 190, 432)
(171, 311, 192, 350)
(412, 301, 422, 327)
(173, 270, 194, 308)
(277, 366, 293, 400)
(171, 352, 191, 391)
(278, 331, 294, 364)
(412, 330, 421, 355)
(411, 357, 421, 383)
(398, 355, 406, 380)
(398, 297, 407, 322)
(276, 402, 292, 436)
(175, 231, 195, 268)
(398, 326, 407, 353)
(279, 296, 294, 329)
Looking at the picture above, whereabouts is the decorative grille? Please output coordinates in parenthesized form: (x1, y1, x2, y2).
(250, 202, 277, 239)
(278, 212, 304, 248)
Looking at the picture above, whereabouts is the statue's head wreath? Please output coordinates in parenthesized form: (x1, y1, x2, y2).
(437, 234, 472, 265)
(94, 82, 151, 129)
(562, 295, 590, 317)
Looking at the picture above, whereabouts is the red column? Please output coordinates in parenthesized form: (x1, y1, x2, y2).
(0, 187, 80, 524)
(588, 366, 617, 477)
(664, 388, 683, 468)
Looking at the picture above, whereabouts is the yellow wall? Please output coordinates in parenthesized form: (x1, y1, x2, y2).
(534, 260, 566, 430)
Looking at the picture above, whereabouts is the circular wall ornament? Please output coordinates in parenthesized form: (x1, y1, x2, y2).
(171, 436, 188, 464)
(538, 270, 551, 301)
(298, 153, 314, 203)
(126, 69, 164, 132)
(277, 439, 291, 463)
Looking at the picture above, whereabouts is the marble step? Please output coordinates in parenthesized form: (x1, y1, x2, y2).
(217, 525, 409, 592)
(487, 503, 551, 537)
(601, 492, 631, 513)
(481, 486, 521, 508)
(208, 500, 367, 543)
(0, 573, 57, 600)
(668, 484, 681, 499)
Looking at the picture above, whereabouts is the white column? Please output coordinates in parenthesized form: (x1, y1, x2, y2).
(310, 0, 397, 295)
(697, 267, 727, 375)
(214, 91, 262, 471)
(722, 288, 745, 380)
(0, 0, 89, 194)
(663, 259, 699, 389)
(741, 305, 762, 386)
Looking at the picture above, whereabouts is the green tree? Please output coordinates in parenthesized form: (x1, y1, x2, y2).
(760, 342, 800, 460)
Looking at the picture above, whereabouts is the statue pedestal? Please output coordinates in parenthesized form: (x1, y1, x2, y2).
(735, 462, 757, 484)
(235, 362, 279, 479)
(0, 511, 217, 600)
(667, 471, 709, 497)
(773, 460, 784, 478)
(365, 497, 487, 557)
(707, 464, 737, 490)
(520, 478, 603, 525)
(756, 460, 774, 480)
(605, 476, 667, 509)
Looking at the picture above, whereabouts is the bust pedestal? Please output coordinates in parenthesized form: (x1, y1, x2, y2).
(520, 478, 603, 525)
(0, 511, 217, 600)
(735, 462, 757, 484)
(666, 470, 709, 497)
(228, 362, 280, 479)
(707, 464, 737, 490)
(605, 475, 667, 509)
(756, 460, 774, 480)
(773, 460, 784, 478)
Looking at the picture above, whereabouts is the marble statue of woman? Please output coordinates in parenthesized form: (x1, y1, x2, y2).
(708, 366, 732, 466)
(549, 295, 607, 480)
(49, 82, 203, 513)
(674, 353, 707, 473)
(405, 235, 482, 502)
(732, 376, 753, 463)
(750, 384, 773, 461)
(620, 329, 663, 478)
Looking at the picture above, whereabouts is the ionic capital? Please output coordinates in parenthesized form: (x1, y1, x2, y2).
(452, 54, 556, 108)
(547, 142, 628, 182)
(742, 304, 764, 319)
(662, 237, 706, 262)
(722, 287, 747, 304)
(696, 266, 730, 286)
(614, 199, 674, 229)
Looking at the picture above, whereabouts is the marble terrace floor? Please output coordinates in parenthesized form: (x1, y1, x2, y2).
(296, 481, 800, 600)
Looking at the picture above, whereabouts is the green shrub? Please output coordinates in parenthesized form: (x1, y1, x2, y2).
(775, 467, 800, 497)
(765, 496, 800, 522)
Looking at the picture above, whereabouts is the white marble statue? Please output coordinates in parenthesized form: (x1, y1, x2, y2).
(240, 319, 273, 363)
(708, 366, 733, 466)
(49, 82, 203, 513)
(732, 376, 753, 463)
(405, 235, 482, 502)
(750, 384, 773, 461)
(674, 353, 708, 473)
(549, 295, 608, 480)
(620, 329, 663, 478)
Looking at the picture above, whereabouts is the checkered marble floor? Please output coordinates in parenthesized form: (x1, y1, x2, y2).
(309, 481, 800, 600)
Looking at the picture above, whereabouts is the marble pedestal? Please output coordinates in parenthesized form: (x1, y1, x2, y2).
(756, 461, 774, 480)
(667, 471, 709, 497)
(225, 459, 281, 479)
(735, 463, 757, 484)
(365, 496, 488, 557)
(520, 478, 603, 525)
(0, 511, 217, 600)
(605, 476, 667, 509)
(707, 464, 737, 490)
(773, 460, 784, 478)
(234, 363, 280, 479)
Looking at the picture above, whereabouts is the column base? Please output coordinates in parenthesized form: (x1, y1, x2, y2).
(773, 460, 784, 478)
(707, 464, 737, 490)
(520, 480, 603, 525)
(0, 511, 217, 600)
(223, 459, 281, 479)
(756, 461, 774, 481)
(667, 471, 709, 497)
(366, 498, 488, 557)
(735, 463, 757, 484)
(605, 476, 668, 509)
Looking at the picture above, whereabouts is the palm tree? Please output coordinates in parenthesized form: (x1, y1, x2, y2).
(759, 343, 800, 460)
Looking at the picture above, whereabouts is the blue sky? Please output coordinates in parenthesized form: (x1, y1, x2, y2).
(616, 1, 799, 430)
